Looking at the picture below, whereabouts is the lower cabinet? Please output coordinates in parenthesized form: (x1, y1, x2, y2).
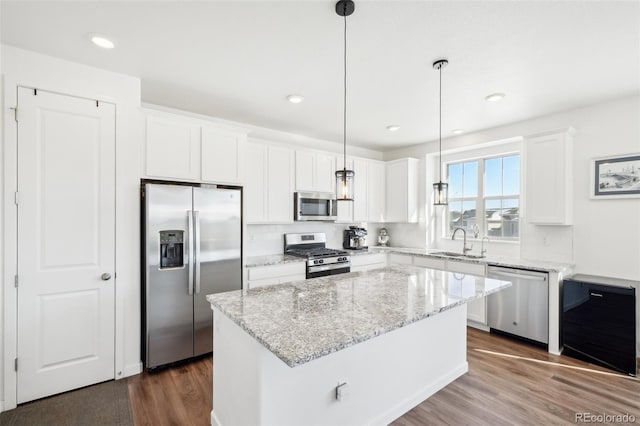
(350, 253, 387, 272)
(389, 253, 488, 327)
(246, 263, 306, 289)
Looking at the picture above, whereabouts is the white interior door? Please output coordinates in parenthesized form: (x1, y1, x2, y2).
(16, 87, 116, 403)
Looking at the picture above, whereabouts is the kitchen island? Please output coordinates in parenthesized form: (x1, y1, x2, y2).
(207, 265, 510, 426)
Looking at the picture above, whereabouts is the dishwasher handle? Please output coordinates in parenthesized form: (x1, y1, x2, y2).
(487, 266, 548, 282)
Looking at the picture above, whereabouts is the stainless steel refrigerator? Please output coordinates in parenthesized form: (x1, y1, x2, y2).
(141, 182, 242, 370)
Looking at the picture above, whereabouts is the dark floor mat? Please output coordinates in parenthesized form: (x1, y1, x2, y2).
(0, 379, 133, 426)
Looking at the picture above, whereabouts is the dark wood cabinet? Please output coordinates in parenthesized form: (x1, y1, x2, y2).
(562, 274, 637, 375)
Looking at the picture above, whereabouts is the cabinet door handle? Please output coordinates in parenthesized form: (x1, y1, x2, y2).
(590, 292, 603, 297)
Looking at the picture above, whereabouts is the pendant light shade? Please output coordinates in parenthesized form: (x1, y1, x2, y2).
(433, 58, 449, 206)
(335, 0, 355, 201)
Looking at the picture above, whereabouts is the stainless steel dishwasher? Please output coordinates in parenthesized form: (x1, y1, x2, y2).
(487, 266, 549, 345)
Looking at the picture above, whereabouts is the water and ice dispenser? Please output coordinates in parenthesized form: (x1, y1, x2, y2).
(159, 230, 184, 269)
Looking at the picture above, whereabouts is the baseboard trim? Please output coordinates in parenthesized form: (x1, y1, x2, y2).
(0, 400, 4, 413)
(122, 362, 143, 378)
(211, 409, 221, 426)
(371, 362, 469, 425)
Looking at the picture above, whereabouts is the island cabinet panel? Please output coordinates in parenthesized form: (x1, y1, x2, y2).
(145, 113, 200, 180)
(211, 304, 468, 426)
(524, 128, 574, 225)
(201, 126, 246, 184)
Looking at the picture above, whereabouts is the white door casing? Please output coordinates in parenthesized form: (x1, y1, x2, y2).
(16, 87, 116, 403)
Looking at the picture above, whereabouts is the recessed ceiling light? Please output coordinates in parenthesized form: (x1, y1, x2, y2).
(286, 94, 304, 104)
(485, 93, 505, 102)
(89, 34, 115, 49)
(386, 125, 400, 132)
(452, 129, 465, 135)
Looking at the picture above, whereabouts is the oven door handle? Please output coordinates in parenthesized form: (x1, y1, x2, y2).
(308, 263, 350, 273)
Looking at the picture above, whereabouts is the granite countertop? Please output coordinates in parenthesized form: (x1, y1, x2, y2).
(207, 265, 511, 367)
(245, 253, 305, 268)
(247, 246, 572, 273)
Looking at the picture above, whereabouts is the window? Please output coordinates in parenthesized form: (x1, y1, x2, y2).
(447, 154, 520, 240)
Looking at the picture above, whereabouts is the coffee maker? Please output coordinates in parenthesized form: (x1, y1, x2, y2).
(343, 226, 368, 250)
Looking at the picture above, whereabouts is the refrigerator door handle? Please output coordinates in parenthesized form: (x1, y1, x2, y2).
(194, 210, 201, 294)
(187, 210, 194, 296)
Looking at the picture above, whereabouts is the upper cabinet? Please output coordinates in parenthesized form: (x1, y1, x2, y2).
(201, 126, 246, 185)
(367, 161, 386, 222)
(524, 128, 574, 225)
(386, 158, 419, 223)
(245, 141, 294, 224)
(145, 113, 200, 180)
(352, 158, 369, 222)
(144, 109, 248, 185)
(295, 150, 335, 193)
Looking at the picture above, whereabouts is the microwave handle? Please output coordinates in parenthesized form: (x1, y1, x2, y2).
(329, 199, 334, 215)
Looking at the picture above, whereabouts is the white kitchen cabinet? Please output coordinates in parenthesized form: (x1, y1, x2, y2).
(245, 141, 294, 224)
(144, 108, 247, 184)
(201, 125, 246, 184)
(352, 158, 369, 222)
(367, 161, 386, 222)
(385, 158, 419, 223)
(413, 256, 446, 270)
(349, 252, 387, 272)
(524, 128, 574, 225)
(244, 142, 267, 223)
(267, 146, 295, 223)
(145, 113, 200, 180)
(295, 150, 335, 193)
(388, 253, 413, 265)
(445, 260, 487, 326)
(246, 262, 306, 289)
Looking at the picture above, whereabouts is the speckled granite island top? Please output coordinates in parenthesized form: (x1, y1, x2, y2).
(207, 265, 511, 367)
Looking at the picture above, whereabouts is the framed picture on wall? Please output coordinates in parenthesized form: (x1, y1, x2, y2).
(591, 153, 640, 199)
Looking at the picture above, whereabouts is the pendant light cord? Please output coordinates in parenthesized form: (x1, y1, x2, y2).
(438, 64, 442, 183)
(343, 11, 347, 171)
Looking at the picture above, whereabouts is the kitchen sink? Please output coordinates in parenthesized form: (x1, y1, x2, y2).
(431, 251, 465, 257)
(430, 251, 486, 259)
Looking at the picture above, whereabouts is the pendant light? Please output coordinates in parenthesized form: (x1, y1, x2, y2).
(335, 0, 355, 201)
(433, 59, 449, 206)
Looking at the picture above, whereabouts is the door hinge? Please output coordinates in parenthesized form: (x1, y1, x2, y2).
(14, 275, 19, 287)
(96, 100, 99, 108)
(33, 88, 37, 96)
(14, 191, 19, 205)
(15, 358, 18, 371)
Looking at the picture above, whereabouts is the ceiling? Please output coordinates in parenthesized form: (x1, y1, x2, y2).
(2, 1, 639, 151)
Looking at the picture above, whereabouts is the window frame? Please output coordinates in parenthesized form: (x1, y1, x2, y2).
(444, 151, 521, 241)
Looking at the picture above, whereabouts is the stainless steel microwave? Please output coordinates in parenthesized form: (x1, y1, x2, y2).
(294, 192, 337, 221)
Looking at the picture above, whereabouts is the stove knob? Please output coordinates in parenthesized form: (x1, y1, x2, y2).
(319, 259, 324, 264)
(313, 260, 319, 265)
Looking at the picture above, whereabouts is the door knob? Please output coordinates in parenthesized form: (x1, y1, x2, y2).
(101, 273, 112, 281)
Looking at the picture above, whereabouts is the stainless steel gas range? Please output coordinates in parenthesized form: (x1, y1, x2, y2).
(284, 233, 350, 279)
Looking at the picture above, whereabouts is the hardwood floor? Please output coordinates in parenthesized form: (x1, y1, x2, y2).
(128, 328, 640, 425)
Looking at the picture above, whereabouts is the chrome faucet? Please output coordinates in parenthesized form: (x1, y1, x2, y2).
(481, 236, 490, 257)
(451, 227, 472, 255)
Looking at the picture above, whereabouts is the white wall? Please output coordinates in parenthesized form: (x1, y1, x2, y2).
(384, 95, 640, 281)
(1, 45, 142, 411)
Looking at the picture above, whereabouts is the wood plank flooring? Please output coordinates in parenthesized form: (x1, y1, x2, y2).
(128, 328, 640, 425)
